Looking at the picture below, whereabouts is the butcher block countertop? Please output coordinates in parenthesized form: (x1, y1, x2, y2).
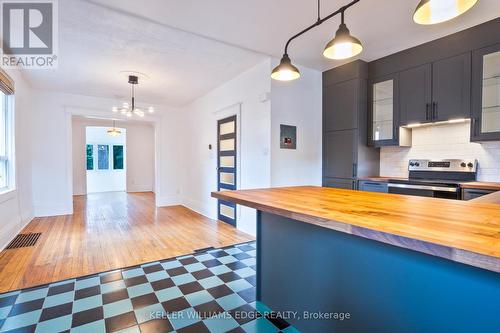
(212, 186, 500, 273)
(459, 181, 500, 191)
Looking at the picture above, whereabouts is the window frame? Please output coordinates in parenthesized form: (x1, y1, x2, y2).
(0, 91, 14, 194)
(86, 143, 125, 172)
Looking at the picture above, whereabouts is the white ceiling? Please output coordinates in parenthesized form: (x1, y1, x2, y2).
(22, 0, 267, 107)
(23, 0, 500, 107)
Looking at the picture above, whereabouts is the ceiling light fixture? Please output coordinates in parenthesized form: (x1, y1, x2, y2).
(271, 0, 362, 81)
(323, 10, 363, 60)
(107, 120, 122, 137)
(112, 75, 154, 117)
(413, 0, 479, 25)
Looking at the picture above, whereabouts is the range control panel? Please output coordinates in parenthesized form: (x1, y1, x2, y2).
(408, 159, 477, 172)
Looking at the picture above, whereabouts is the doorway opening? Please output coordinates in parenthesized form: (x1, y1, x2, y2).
(86, 126, 126, 193)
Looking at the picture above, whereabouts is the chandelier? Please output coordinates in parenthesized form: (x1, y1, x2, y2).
(112, 75, 154, 117)
(107, 120, 122, 137)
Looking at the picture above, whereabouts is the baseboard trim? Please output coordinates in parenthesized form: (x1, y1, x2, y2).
(156, 195, 181, 207)
(181, 197, 216, 220)
(34, 203, 73, 217)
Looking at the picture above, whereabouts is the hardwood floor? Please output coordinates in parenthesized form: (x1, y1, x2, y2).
(0, 192, 254, 293)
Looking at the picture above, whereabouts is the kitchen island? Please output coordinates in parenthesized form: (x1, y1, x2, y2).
(212, 186, 500, 333)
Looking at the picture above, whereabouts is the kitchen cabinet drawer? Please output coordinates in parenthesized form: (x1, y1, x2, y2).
(323, 178, 357, 190)
(358, 180, 388, 193)
(462, 188, 496, 201)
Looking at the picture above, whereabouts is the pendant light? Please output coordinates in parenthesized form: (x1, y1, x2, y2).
(271, 54, 301, 81)
(270, 0, 362, 81)
(112, 75, 154, 117)
(413, 0, 479, 25)
(323, 11, 363, 60)
(107, 120, 122, 137)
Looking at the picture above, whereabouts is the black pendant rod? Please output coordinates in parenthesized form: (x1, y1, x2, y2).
(283, 0, 360, 55)
(131, 83, 135, 111)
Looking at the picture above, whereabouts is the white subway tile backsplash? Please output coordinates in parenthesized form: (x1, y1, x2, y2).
(380, 122, 500, 181)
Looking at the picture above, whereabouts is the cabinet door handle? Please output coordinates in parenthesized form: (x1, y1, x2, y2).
(432, 102, 437, 120)
(352, 163, 357, 178)
(425, 103, 430, 121)
(472, 117, 478, 137)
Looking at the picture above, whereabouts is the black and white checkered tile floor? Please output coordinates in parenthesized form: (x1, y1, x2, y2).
(0, 241, 299, 333)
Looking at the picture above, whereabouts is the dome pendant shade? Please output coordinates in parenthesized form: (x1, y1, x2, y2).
(323, 23, 363, 60)
(413, 0, 478, 25)
(107, 127, 122, 136)
(107, 120, 122, 137)
(271, 54, 301, 81)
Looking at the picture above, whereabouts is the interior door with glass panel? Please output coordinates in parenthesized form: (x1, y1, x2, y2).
(472, 43, 500, 141)
(217, 115, 237, 226)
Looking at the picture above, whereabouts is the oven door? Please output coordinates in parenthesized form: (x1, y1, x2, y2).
(387, 183, 460, 200)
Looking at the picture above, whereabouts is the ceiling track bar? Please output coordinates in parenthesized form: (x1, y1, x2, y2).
(283, 0, 360, 56)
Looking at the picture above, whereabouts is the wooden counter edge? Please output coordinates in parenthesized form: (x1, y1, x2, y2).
(460, 182, 500, 191)
(470, 191, 500, 204)
(211, 190, 500, 273)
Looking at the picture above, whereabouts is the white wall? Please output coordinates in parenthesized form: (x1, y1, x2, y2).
(0, 70, 34, 250)
(179, 60, 272, 235)
(29, 91, 179, 216)
(380, 122, 500, 181)
(270, 60, 322, 187)
(179, 59, 323, 236)
(72, 118, 156, 195)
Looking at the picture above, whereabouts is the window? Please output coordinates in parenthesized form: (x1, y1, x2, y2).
(113, 145, 124, 170)
(86, 144, 94, 170)
(97, 145, 109, 170)
(0, 91, 11, 191)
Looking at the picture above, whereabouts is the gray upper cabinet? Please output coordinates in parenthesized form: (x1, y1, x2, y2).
(323, 79, 358, 131)
(471, 42, 500, 141)
(398, 53, 471, 126)
(432, 53, 471, 122)
(400, 64, 432, 125)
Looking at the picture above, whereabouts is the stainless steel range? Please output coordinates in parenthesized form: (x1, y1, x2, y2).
(388, 159, 478, 200)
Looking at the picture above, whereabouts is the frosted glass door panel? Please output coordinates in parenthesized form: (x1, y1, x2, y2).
(220, 156, 235, 168)
(220, 204, 235, 219)
(220, 139, 235, 151)
(219, 121, 235, 135)
(220, 172, 235, 185)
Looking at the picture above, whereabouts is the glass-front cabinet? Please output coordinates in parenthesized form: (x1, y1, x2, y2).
(472, 43, 500, 141)
(369, 74, 399, 146)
